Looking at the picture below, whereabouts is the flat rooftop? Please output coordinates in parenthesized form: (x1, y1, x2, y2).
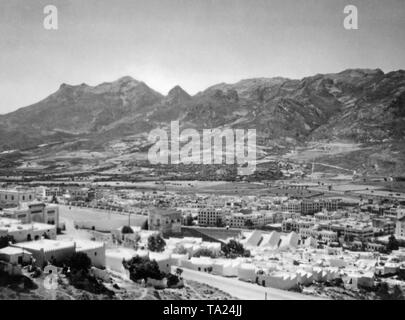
(150, 208, 181, 216)
(0, 217, 21, 225)
(1, 222, 56, 233)
(14, 239, 75, 252)
(75, 240, 104, 251)
(0, 188, 35, 193)
(0, 246, 32, 256)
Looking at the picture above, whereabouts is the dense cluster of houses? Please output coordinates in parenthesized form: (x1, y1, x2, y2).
(1, 184, 405, 296)
(103, 226, 405, 292)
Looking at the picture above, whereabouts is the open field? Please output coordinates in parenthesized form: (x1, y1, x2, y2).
(283, 141, 363, 162)
(58, 205, 147, 234)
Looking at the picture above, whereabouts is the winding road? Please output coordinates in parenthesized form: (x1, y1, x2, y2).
(179, 268, 325, 300)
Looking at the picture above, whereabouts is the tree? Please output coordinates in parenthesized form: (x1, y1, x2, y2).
(147, 234, 166, 252)
(376, 282, 390, 300)
(244, 219, 254, 228)
(344, 234, 354, 243)
(0, 235, 15, 249)
(221, 240, 250, 258)
(184, 215, 194, 226)
(386, 235, 399, 252)
(67, 252, 92, 272)
(123, 256, 163, 282)
(391, 285, 404, 300)
(193, 248, 217, 258)
(51, 194, 58, 204)
(166, 274, 180, 287)
(215, 218, 224, 228)
(121, 226, 134, 234)
(173, 245, 188, 255)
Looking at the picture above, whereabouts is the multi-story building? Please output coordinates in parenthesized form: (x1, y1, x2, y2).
(44, 186, 95, 202)
(396, 216, 405, 238)
(299, 228, 338, 244)
(301, 198, 341, 215)
(330, 222, 374, 242)
(314, 210, 344, 221)
(45, 187, 64, 198)
(198, 208, 226, 227)
(148, 207, 182, 236)
(65, 187, 95, 202)
(280, 198, 341, 216)
(227, 213, 247, 228)
(0, 188, 37, 207)
(282, 215, 316, 233)
(281, 200, 302, 214)
(282, 218, 300, 233)
(300, 199, 322, 215)
(322, 198, 342, 212)
(2, 202, 59, 227)
(225, 211, 277, 229)
(372, 218, 396, 235)
(0, 217, 57, 242)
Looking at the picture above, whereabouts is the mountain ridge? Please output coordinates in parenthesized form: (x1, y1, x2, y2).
(1, 68, 405, 176)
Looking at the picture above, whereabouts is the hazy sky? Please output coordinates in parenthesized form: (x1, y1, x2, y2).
(0, 0, 404, 114)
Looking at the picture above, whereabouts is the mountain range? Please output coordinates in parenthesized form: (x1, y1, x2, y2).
(1, 68, 405, 176)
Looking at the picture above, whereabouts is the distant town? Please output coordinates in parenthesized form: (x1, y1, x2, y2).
(1, 176, 405, 300)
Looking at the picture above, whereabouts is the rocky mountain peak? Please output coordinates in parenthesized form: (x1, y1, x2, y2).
(166, 85, 191, 103)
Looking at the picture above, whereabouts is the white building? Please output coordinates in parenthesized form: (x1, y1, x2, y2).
(395, 215, 405, 238)
(258, 271, 298, 290)
(12, 239, 76, 267)
(2, 202, 59, 227)
(0, 246, 32, 265)
(0, 218, 57, 242)
(149, 252, 172, 273)
(278, 232, 299, 251)
(237, 263, 257, 282)
(75, 240, 106, 268)
(260, 231, 281, 249)
(245, 230, 263, 247)
(198, 208, 226, 226)
(180, 257, 214, 273)
(105, 247, 138, 274)
(0, 188, 37, 207)
(212, 259, 241, 277)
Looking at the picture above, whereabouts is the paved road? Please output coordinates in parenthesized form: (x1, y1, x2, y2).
(179, 268, 324, 300)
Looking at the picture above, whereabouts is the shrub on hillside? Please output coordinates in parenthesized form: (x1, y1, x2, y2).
(66, 252, 92, 272)
(221, 240, 250, 258)
(147, 234, 166, 252)
(123, 255, 164, 282)
(193, 248, 217, 258)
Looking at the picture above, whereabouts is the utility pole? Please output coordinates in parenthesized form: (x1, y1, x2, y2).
(311, 159, 315, 181)
(128, 212, 132, 226)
